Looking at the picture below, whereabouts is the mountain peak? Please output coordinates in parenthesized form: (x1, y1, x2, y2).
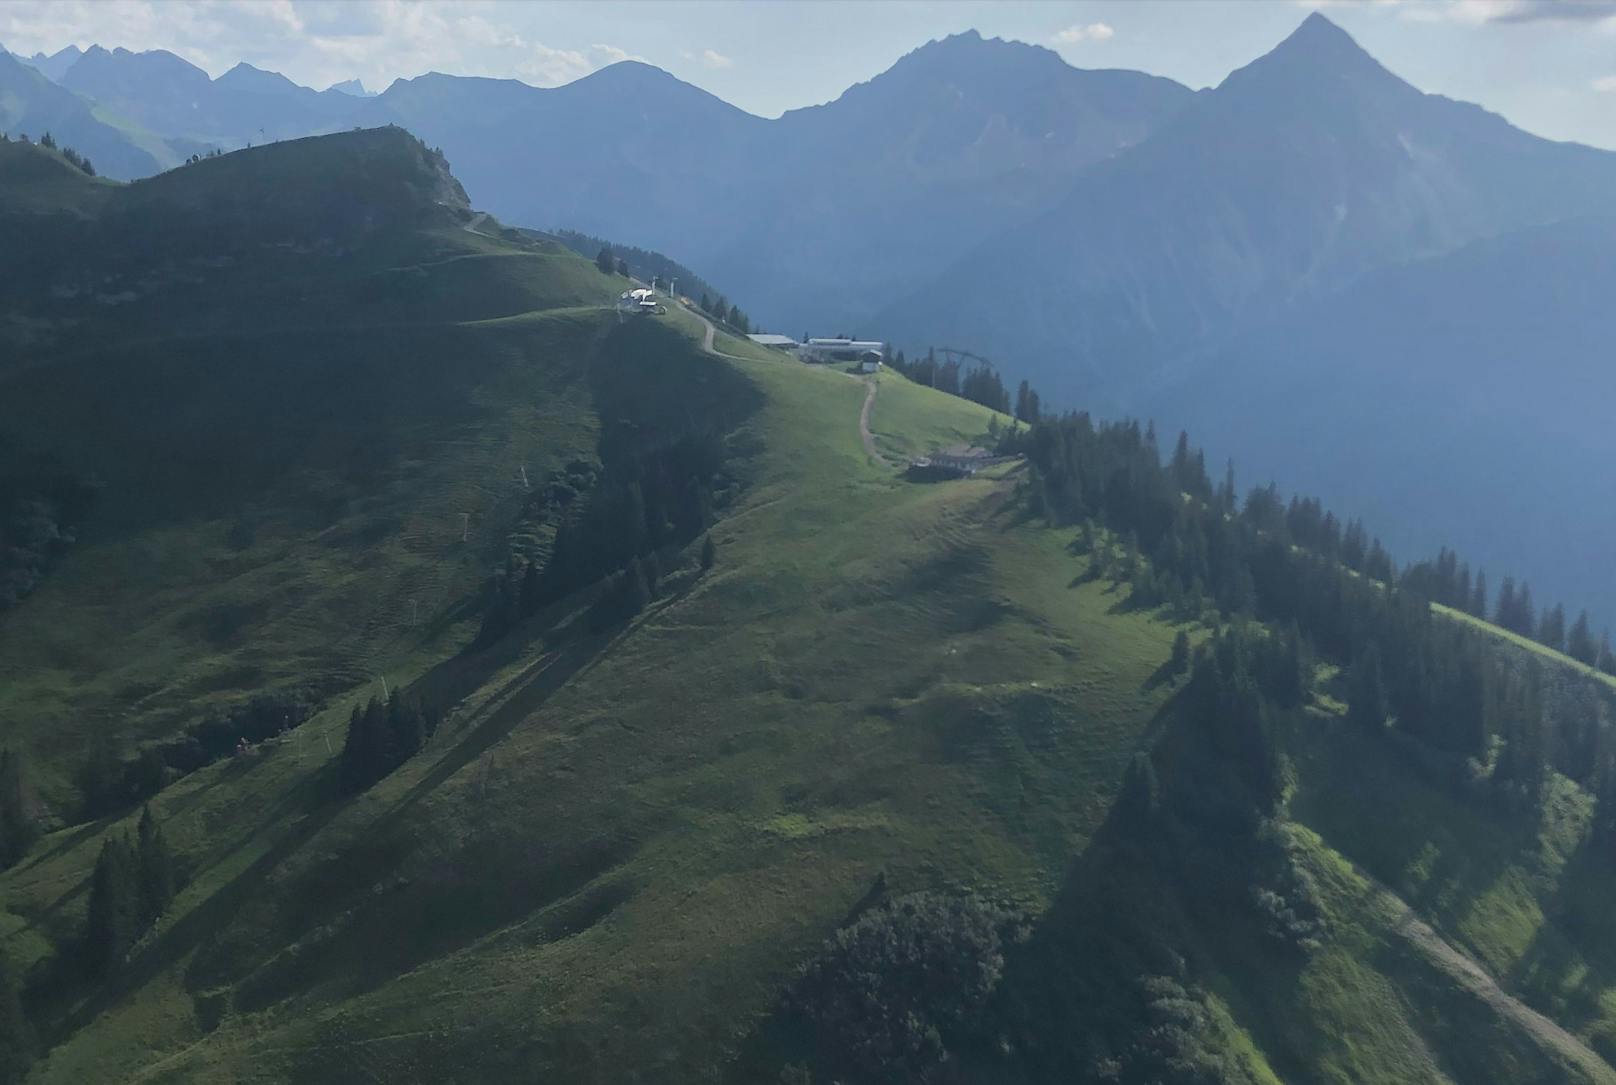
(217, 61, 303, 96)
(327, 78, 373, 98)
(1261, 11, 1388, 72)
(1218, 10, 1406, 101)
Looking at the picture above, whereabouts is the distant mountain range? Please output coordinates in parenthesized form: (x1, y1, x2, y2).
(4, 15, 1615, 618)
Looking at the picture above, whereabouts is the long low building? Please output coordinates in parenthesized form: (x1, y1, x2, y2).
(799, 338, 884, 363)
(747, 334, 799, 350)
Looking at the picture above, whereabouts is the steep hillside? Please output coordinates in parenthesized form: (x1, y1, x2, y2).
(0, 129, 613, 811)
(8, 114, 1616, 1085)
(1152, 215, 1616, 621)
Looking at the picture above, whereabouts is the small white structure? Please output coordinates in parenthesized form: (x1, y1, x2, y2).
(617, 288, 663, 315)
(799, 337, 885, 363)
(859, 350, 883, 373)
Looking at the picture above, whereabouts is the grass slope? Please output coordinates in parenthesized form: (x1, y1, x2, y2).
(4, 297, 1190, 1082)
(7, 128, 1616, 1085)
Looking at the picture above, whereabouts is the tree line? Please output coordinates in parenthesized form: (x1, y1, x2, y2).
(76, 692, 314, 821)
(696, 292, 752, 336)
(476, 434, 726, 649)
(1002, 412, 1614, 812)
(0, 130, 95, 176)
(552, 230, 721, 307)
(338, 693, 440, 795)
(84, 806, 175, 977)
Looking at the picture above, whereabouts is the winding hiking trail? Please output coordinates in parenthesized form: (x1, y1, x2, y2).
(680, 303, 891, 467)
(854, 376, 889, 465)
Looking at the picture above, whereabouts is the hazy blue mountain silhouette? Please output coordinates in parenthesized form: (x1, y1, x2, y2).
(0, 48, 163, 179)
(875, 13, 1616, 408)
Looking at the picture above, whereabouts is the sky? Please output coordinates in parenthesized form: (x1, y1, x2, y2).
(1, 0, 1614, 149)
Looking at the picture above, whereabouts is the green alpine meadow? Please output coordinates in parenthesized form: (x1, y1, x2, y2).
(4, 7, 1616, 1083)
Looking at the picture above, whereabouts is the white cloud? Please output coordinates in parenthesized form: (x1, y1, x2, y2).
(1399, 0, 1616, 23)
(591, 43, 642, 65)
(698, 47, 732, 69)
(1594, 74, 1616, 91)
(1052, 22, 1115, 44)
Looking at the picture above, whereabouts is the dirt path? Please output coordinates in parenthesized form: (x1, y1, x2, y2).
(462, 211, 492, 236)
(855, 377, 890, 466)
(1358, 864, 1616, 1083)
(682, 302, 891, 467)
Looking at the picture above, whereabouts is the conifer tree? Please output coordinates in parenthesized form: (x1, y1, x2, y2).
(0, 948, 33, 1085)
(86, 836, 140, 975)
(0, 751, 34, 871)
(388, 696, 425, 764)
(615, 256, 629, 277)
(700, 533, 716, 572)
(1348, 646, 1389, 732)
(1470, 570, 1488, 618)
(1538, 604, 1566, 652)
(1567, 610, 1597, 664)
(1169, 630, 1190, 678)
(135, 806, 174, 926)
(519, 560, 541, 617)
(595, 246, 613, 274)
(626, 557, 651, 615)
(1496, 577, 1517, 630)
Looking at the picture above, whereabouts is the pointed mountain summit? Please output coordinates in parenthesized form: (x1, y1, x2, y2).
(876, 11, 1616, 407)
(1216, 10, 1414, 113)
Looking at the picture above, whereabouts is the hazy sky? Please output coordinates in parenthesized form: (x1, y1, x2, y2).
(2, 0, 1614, 149)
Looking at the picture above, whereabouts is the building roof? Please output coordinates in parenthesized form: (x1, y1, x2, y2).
(748, 334, 799, 346)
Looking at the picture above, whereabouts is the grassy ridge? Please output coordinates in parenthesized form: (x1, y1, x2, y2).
(6, 301, 1192, 1082)
(8, 128, 1616, 1084)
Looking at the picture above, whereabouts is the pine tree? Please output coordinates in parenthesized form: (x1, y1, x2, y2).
(1348, 646, 1389, 732)
(135, 805, 174, 926)
(615, 256, 629, 277)
(1567, 610, 1597, 664)
(388, 696, 425, 764)
(519, 560, 541, 617)
(1169, 630, 1191, 678)
(700, 533, 716, 572)
(595, 246, 613, 274)
(86, 836, 140, 975)
(0, 751, 34, 871)
(1538, 603, 1566, 652)
(1496, 577, 1517, 630)
(0, 948, 33, 1085)
(626, 557, 651, 614)
(1470, 570, 1488, 618)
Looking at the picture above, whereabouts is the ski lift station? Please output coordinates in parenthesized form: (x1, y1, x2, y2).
(617, 288, 664, 315)
(798, 338, 885, 363)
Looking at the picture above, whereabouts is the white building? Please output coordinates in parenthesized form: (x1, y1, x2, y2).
(799, 338, 885, 363)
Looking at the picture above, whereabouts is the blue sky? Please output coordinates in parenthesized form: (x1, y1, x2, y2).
(3, 0, 1613, 148)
